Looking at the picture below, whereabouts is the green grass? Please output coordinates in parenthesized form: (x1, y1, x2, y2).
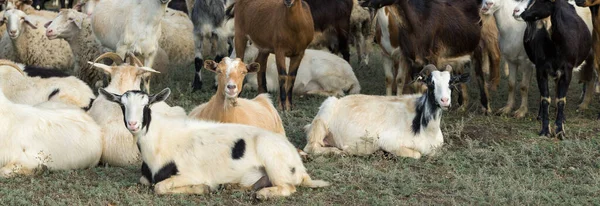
(1, 48, 599, 205)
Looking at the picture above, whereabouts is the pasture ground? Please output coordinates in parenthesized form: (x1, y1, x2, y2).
(1, 48, 599, 205)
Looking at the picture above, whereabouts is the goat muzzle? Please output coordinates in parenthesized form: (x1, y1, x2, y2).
(159, 0, 170, 4)
(284, 0, 294, 8)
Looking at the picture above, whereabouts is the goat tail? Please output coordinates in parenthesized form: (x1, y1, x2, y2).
(300, 174, 330, 188)
(303, 97, 338, 153)
(225, 2, 235, 20)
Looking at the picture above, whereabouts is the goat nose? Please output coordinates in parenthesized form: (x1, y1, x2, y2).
(9, 30, 16, 35)
(227, 84, 236, 89)
(514, 8, 520, 13)
(486, 2, 493, 6)
(128, 121, 138, 127)
(441, 97, 449, 103)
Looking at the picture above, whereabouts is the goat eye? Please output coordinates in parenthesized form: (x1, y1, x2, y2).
(68, 18, 74, 21)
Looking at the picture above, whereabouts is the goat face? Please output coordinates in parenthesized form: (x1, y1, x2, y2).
(99, 88, 171, 135)
(515, 0, 554, 21)
(480, 0, 500, 15)
(45, 10, 84, 40)
(205, 57, 260, 99)
(2, 9, 37, 39)
(417, 65, 470, 110)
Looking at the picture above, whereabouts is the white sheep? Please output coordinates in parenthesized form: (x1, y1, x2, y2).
(98, 87, 329, 198)
(303, 65, 470, 158)
(0, 59, 95, 109)
(0, 81, 102, 178)
(0, 8, 74, 71)
(87, 52, 186, 167)
(241, 44, 361, 97)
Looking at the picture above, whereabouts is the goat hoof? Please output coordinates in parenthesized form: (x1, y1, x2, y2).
(192, 83, 202, 92)
(538, 129, 550, 137)
(576, 103, 588, 112)
(513, 109, 527, 119)
(496, 106, 512, 116)
(555, 130, 565, 140)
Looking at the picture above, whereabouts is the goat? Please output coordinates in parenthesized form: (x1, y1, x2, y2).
(230, 0, 315, 111)
(90, 0, 170, 92)
(574, 0, 600, 119)
(0, 79, 102, 178)
(514, 0, 592, 138)
(98, 87, 329, 198)
(305, 0, 353, 62)
(189, 57, 286, 135)
(31, 0, 73, 10)
(87, 52, 186, 167)
(303, 65, 470, 158)
(361, 0, 498, 114)
(190, 0, 229, 91)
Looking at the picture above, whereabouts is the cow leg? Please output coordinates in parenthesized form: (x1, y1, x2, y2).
(536, 65, 551, 137)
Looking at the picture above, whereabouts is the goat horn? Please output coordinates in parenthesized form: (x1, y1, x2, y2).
(127, 53, 144, 67)
(93, 52, 124, 66)
(420, 64, 438, 75)
(0, 60, 25, 76)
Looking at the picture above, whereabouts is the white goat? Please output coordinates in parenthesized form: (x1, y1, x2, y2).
(0, 84, 102, 178)
(0, 9, 74, 71)
(0, 59, 95, 109)
(303, 65, 470, 158)
(90, 0, 170, 92)
(240, 44, 361, 97)
(87, 52, 186, 167)
(98, 87, 329, 198)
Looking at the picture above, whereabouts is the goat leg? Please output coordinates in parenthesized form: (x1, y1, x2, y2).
(286, 53, 304, 111)
(554, 67, 572, 140)
(256, 52, 270, 94)
(192, 35, 205, 91)
(473, 47, 491, 114)
(274, 52, 288, 110)
(536, 66, 551, 137)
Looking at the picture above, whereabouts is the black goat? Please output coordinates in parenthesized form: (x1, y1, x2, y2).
(517, 0, 592, 138)
(305, 0, 353, 62)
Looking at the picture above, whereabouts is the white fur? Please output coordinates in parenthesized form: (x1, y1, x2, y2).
(0, 86, 102, 178)
(241, 44, 361, 97)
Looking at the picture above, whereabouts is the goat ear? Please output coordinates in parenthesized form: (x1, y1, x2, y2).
(444, 65, 453, 73)
(149, 88, 171, 104)
(88, 62, 113, 74)
(23, 16, 38, 29)
(246, 62, 260, 73)
(450, 73, 471, 85)
(98, 88, 121, 103)
(204, 60, 218, 73)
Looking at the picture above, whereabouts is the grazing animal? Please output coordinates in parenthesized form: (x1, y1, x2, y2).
(230, 0, 315, 111)
(0, 82, 102, 178)
(361, 0, 498, 114)
(98, 87, 329, 198)
(514, 0, 592, 137)
(90, 0, 170, 92)
(31, 0, 73, 10)
(190, 0, 228, 91)
(303, 65, 470, 158)
(574, 0, 600, 119)
(87, 52, 186, 167)
(0, 8, 74, 71)
(189, 58, 286, 135)
(305, 0, 353, 62)
(241, 44, 361, 97)
(168, 0, 188, 14)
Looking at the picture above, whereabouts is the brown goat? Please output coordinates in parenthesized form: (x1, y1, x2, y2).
(574, 0, 600, 119)
(231, 0, 315, 111)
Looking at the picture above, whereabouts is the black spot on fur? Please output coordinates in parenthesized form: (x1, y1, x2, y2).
(141, 162, 152, 184)
(82, 98, 94, 111)
(48, 89, 59, 100)
(231, 139, 246, 160)
(153, 162, 178, 184)
(411, 79, 441, 134)
(291, 167, 296, 174)
(24, 66, 70, 78)
(142, 105, 152, 131)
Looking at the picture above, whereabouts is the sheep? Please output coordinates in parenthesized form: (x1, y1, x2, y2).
(90, 0, 170, 92)
(0, 59, 95, 109)
(44, 9, 107, 89)
(190, 0, 229, 91)
(98, 87, 329, 198)
(514, 0, 592, 138)
(240, 44, 361, 97)
(231, 0, 315, 111)
(87, 52, 186, 167)
(0, 78, 102, 178)
(0, 8, 74, 71)
(189, 57, 286, 135)
(303, 65, 470, 158)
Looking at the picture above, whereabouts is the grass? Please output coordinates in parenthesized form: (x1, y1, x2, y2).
(1, 48, 599, 205)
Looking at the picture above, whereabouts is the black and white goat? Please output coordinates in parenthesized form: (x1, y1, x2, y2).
(303, 65, 470, 158)
(98, 87, 329, 198)
(513, 0, 592, 138)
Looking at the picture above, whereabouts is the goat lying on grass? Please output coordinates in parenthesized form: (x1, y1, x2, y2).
(303, 65, 469, 158)
(99, 87, 329, 199)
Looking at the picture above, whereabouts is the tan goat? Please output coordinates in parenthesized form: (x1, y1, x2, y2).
(189, 57, 285, 135)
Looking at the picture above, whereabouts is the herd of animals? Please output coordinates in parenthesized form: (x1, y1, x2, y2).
(0, 0, 599, 200)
